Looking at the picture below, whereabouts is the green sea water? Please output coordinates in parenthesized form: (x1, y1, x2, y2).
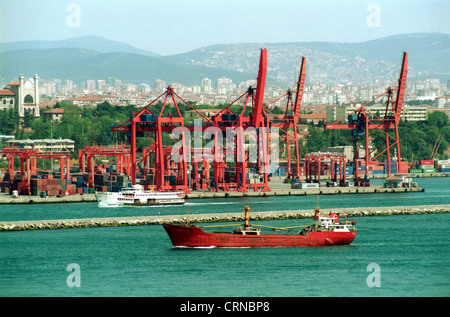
(0, 177, 449, 297)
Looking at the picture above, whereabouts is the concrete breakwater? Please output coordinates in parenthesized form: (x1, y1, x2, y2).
(0, 204, 448, 231)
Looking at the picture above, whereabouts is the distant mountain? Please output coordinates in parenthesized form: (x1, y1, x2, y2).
(166, 33, 450, 85)
(0, 33, 448, 86)
(0, 48, 253, 85)
(0, 35, 159, 57)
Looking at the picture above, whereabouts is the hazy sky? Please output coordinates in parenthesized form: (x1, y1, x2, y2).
(1, 0, 448, 55)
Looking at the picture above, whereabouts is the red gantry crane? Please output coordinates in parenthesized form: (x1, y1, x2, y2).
(1, 146, 71, 195)
(111, 49, 271, 193)
(305, 152, 347, 185)
(207, 48, 271, 192)
(324, 52, 408, 185)
(78, 143, 131, 188)
(112, 86, 191, 192)
(264, 57, 306, 180)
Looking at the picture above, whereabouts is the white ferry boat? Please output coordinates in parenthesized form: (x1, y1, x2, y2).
(95, 184, 185, 207)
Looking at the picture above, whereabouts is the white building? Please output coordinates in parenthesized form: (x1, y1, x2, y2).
(86, 80, 96, 93)
(153, 79, 166, 91)
(216, 76, 235, 94)
(435, 96, 450, 108)
(201, 78, 212, 92)
(97, 80, 106, 90)
(0, 74, 40, 117)
(138, 83, 151, 93)
(7, 138, 75, 153)
(326, 103, 428, 122)
(358, 87, 374, 101)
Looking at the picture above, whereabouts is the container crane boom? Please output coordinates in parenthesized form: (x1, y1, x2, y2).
(293, 57, 306, 122)
(251, 49, 267, 128)
(394, 52, 408, 125)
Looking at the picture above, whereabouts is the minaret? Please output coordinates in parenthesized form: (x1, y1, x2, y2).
(18, 74, 24, 116)
(34, 74, 40, 117)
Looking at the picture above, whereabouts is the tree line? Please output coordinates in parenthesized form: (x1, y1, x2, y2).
(1, 101, 448, 161)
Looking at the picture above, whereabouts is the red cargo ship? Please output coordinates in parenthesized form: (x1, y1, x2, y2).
(163, 203, 357, 248)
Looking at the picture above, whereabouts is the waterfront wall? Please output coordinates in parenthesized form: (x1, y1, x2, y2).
(0, 204, 448, 231)
(185, 185, 424, 199)
(0, 185, 425, 204)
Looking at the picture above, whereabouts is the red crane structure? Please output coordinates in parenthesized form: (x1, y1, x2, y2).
(324, 52, 408, 185)
(112, 86, 191, 192)
(264, 57, 306, 180)
(111, 49, 273, 193)
(78, 143, 131, 188)
(0, 146, 71, 194)
(209, 48, 270, 192)
(305, 152, 347, 185)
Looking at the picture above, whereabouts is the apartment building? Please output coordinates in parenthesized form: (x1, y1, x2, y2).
(7, 138, 75, 153)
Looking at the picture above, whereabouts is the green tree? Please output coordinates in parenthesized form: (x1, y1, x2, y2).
(305, 125, 330, 152)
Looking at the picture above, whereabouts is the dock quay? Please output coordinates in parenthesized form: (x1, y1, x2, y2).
(0, 204, 448, 231)
(0, 184, 425, 204)
(185, 185, 424, 199)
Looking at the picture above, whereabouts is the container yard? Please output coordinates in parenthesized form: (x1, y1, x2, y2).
(0, 50, 448, 203)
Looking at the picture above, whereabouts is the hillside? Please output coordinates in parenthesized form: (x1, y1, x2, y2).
(0, 33, 448, 86)
(0, 35, 159, 57)
(167, 33, 450, 85)
(0, 48, 253, 85)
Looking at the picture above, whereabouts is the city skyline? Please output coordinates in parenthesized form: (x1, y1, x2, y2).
(3, 71, 446, 113)
(1, 0, 449, 55)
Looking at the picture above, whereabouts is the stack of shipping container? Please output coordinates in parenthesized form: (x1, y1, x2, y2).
(408, 159, 450, 173)
(409, 160, 435, 173)
(434, 159, 450, 173)
(0, 163, 132, 196)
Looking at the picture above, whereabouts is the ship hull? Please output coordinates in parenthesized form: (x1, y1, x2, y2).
(163, 224, 357, 248)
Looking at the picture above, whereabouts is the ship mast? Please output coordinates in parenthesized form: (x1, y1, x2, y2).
(314, 195, 321, 218)
(244, 206, 250, 228)
(315, 195, 321, 211)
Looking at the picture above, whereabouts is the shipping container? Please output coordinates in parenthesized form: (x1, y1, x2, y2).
(300, 183, 320, 189)
(418, 164, 434, 169)
(47, 190, 60, 196)
(398, 167, 409, 173)
(422, 168, 436, 173)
